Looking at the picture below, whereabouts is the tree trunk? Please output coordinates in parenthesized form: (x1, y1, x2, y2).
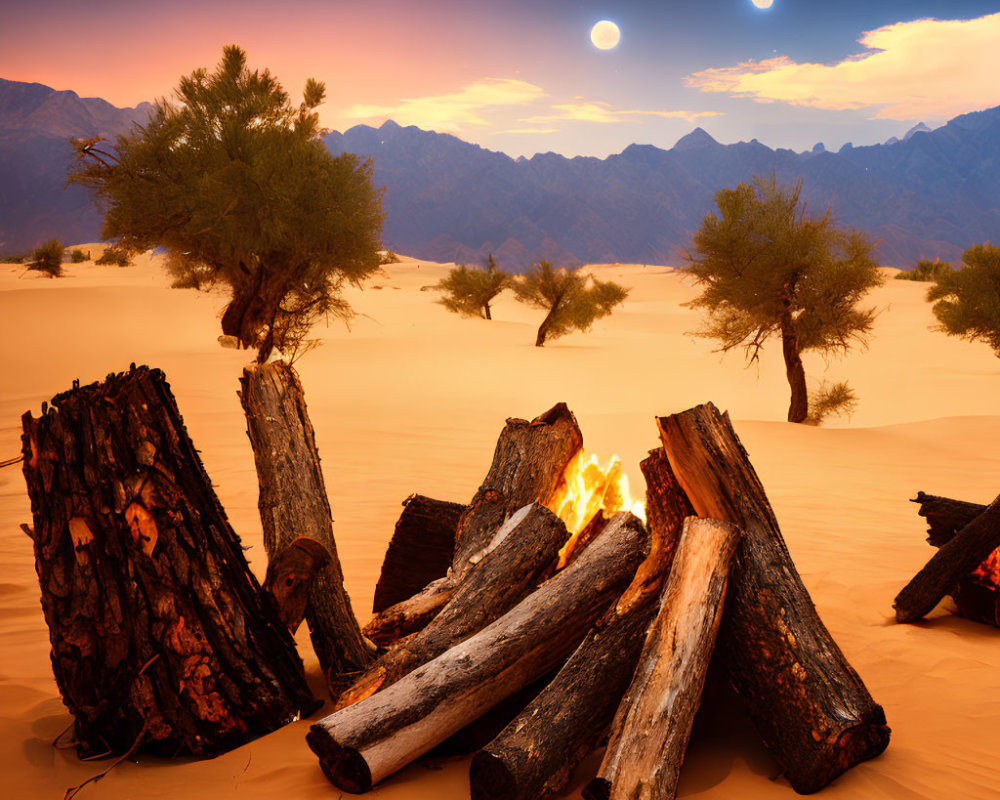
(484, 301, 492, 320)
(585, 518, 741, 800)
(469, 460, 690, 800)
(306, 512, 650, 793)
(334, 504, 570, 710)
(911, 491, 984, 547)
(781, 311, 808, 424)
(657, 403, 889, 794)
(371, 494, 464, 614)
(894, 491, 1000, 623)
(20, 365, 318, 758)
(451, 402, 582, 579)
(239, 361, 375, 696)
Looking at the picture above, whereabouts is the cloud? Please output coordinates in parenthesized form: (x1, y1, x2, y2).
(342, 79, 547, 132)
(684, 13, 1000, 120)
(528, 102, 723, 125)
(500, 127, 561, 135)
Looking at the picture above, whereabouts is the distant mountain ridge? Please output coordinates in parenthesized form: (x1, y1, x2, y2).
(2, 76, 998, 268)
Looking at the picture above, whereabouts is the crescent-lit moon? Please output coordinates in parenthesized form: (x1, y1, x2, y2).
(751, 0, 774, 8)
(590, 20, 621, 50)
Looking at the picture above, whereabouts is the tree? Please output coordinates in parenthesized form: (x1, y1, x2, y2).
(513, 261, 629, 347)
(927, 244, 1000, 355)
(69, 45, 384, 362)
(28, 239, 64, 277)
(437, 254, 510, 319)
(686, 174, 883, 424)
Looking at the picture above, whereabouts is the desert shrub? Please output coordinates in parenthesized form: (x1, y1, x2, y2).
(895, 259, 953, 282)
(926, 244, 1000, 355)
(512, 261, 628, 346)
(28, 239, 64, 277)
(804, 381, 858, 426)
(1, 254, 26, 264)
(70, 249, 87, 263)
(437, 255, 510, 320)
(686, 173, 882, 423)
(379, 250, 400, 265)
(95, 247, 131, 266)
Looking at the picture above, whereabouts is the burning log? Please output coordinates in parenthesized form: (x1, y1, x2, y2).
(240, 360, 375, 695)
(894, 492, 1000, 623)
(371, 494, 464, 614)
(908, 492, 1000, 627)
(20, 366, 318, 758)
(306, 511, 649, 793)
(469, 451, 691, 800)
(585, 517, 741, 800)
(657, 403, 890, 794)
(335, 503, 570, 709)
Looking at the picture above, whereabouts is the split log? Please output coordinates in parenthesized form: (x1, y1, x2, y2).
(371, 494, 465, 614)
(894, 491, 1000, 623)
(911, 491, 984, 547)
(20, 366, 318, 758)
(239, 360, 375, 696)
(451, 402, 582, 581)
(585, 517, 741, 800)
(469, 452, 691, 800)
(657, 403, 890, 794)
(307, 511, 650, 793)
(364, 576, 455, 647)
(334, 504, 569, 709)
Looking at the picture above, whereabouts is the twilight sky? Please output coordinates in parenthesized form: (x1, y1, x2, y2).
(3, 0, 999, 157)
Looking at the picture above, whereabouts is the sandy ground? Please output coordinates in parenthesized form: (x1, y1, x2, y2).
(1, 251, 999, 799)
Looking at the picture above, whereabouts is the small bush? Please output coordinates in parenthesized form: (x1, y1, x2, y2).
(804, 381, 858, 426)
(28, 239, 64, 277)
(96, 247, 132, 266)
(70, 249, 88, 263)
(379, 249, 400, 265)
(896, 259, 953, 282)
(1, 253, 27, 264)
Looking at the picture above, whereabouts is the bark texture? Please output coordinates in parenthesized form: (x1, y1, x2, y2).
(335, 504, 569, 710)
(21, 365, 318, 758)
(657, 403, 889, 794)
(371, 494, 464, 614)
(306, 512, 649, 793)
(240, 360, 375, 696)
(585, 517, 741, 800)
(911, 491, 984, 547)
(364, 576, 455, 647)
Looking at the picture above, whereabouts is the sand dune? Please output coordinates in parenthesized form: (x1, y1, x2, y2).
(2, 252, 999, 798)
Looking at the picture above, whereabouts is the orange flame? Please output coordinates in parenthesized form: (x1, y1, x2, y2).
(971, 547, 1000, 589)
(548, 452, 646, 563)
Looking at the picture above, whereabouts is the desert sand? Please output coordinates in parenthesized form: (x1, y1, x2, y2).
(2, 251, 999, 799)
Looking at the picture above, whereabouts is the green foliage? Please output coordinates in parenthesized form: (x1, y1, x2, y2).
(686, 173, 882, 422)
(70, 249, 87, 263)
(28, 239, 64, 277)
(926, 244, 1000, 355)
(895, 259, 953, 282)
(512, 261, 629, 346)
(95, 247, 131, 266)
(437, 255, 510, 320)
(804, 381, 858, 426)
(69, 45, 383, 363)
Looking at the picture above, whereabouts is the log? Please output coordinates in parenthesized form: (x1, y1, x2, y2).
(239, 360, 375, 696)
(306, 511, 650, 793)
(334, 503, 570, 709)
(371, 494, 465, 614)
(363, 576, 455, 647)
(584, 517, 741, 800)
(657, 403, 890, 794)
(911, 491, 984, 547)
(263, 537, 331, 632)
(20, 366, 318, 758)
(469, 453, 691, 800)
(894, 492, 1000, 623)
(451, 402, 583, 580)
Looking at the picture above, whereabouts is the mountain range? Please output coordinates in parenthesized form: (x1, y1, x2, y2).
(2, 76, 998, 268)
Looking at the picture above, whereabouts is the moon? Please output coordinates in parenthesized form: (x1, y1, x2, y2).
(590, 20, 621, 50)
(751, 0, 774, 8)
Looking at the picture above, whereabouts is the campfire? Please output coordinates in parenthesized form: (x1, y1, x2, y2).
(20, 370, 890, 800)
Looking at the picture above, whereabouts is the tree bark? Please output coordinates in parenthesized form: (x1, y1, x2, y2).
(306, 511, 649, 793)
(781, 311, 808, 424)
(657, 403, 889, 794)
(469, 459, 690, 800)
(451, 402, 582, 580)
(364, 576, 456, 647)
(371, 494, 464, 614)
(20, 365, 318, 758)
(334, 503, 570, 710)
(894, 491, 1000, 623)
(911, 491, 984, 547)
(240, 360, 375, 696)
(585, 518, 741, 800)
(263, 537, 331, 632)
